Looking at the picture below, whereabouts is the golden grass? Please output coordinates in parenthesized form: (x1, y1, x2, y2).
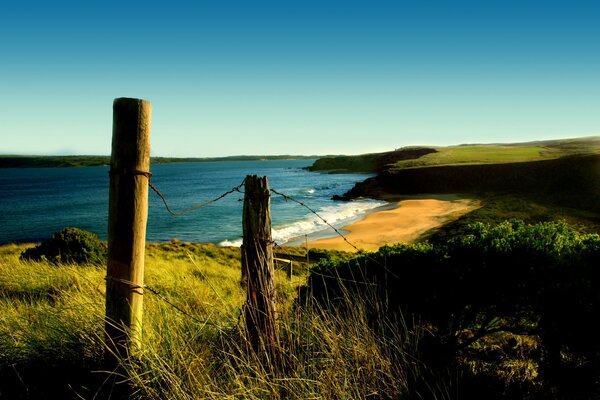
(389, 145, 563, 170)
(0, 242, 445, 399)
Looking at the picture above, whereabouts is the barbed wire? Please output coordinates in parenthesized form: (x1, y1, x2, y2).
(146, 175, 399, 279)
(270, 188, 365, 253)
(269, 188, 399, 279)
(148, 178, 245, 217)
(101, 181, 405, 332)
(104, 276, 228, 330)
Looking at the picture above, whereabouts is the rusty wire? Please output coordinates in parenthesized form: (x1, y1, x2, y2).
(270, 188, 399, 279)
(148, 178, 245, 217)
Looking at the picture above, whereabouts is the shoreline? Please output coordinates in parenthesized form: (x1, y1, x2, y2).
(3, 194, 481, 250)
(304, 194, 481, 252)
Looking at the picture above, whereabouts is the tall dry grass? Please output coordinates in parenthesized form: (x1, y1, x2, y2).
(0, 242, 445, 399)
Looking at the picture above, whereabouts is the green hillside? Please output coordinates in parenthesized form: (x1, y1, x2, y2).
(308, 136, 600, 173)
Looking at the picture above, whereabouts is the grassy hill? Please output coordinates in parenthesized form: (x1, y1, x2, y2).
(309, 136, 600, 173)
(345, 153, 600, 210)
(0, 241, 435, 399)
(314, 137, 600, 215)
(307, 147, 438, 173)
(4, 224, 600, 399)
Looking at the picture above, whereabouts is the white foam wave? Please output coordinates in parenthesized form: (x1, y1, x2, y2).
(218, 238, 243, 247)
(272, 199, 386, 244)
(217, 199, 387, 248)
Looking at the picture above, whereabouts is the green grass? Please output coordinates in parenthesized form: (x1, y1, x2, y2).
(425, 194, 600, 245)
(0, 241, 440, 399)
(4, 218, 599, 398)
(307, 136, 600, 173)
(388, 136, 600, 171)
(389, 145, 562, 170)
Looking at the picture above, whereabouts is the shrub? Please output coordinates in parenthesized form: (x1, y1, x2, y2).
(20, 227, 107, 265)
(303, 220, 600, 398)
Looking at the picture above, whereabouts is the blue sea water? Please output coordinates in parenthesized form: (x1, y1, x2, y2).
(0, 160, 386, 245)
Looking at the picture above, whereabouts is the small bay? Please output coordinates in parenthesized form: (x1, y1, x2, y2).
(0, 160, 385, 245)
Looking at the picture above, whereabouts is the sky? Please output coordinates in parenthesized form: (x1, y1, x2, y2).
(0, 1, 598, 157)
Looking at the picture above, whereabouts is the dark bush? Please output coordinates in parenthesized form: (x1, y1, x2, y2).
(303, 220, 600, 399)
(20, 227, 107, 265)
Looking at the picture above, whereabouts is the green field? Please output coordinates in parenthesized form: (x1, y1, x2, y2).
(308, 136, 600, 173)
(391, 137, 600, 170)
(388, 145, 559, 170)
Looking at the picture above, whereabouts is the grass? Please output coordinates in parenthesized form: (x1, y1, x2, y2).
(388, 145, 561, 170)
(426, 194, 600, 244)
(0, 241, 442, 399)
(389, 136, 600, 171)
(308, 136, 600, 173)
(4, 199, 598, 399)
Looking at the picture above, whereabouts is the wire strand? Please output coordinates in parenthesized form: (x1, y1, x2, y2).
(270, 188, 399, 278)
(104, 276, 227, 330)
(148, 178, 245, 216)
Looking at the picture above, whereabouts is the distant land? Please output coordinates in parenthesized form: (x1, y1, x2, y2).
(307, 136, 600, 173)
(0, 154, 319, 168)
(5, 136, 598, 170)
(309, 136, 600, 232)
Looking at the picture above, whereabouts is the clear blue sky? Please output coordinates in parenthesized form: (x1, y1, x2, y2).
(1, 1, 598, 157)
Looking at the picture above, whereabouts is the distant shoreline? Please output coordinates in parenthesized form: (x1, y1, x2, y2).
(0, 155, 320, 168)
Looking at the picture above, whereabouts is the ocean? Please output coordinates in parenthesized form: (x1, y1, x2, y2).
(0, 159, 386, 245)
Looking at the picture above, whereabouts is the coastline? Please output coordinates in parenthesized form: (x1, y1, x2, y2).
(304, 194, 481, 252)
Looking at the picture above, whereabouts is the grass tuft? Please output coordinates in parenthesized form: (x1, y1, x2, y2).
(1, 242, 443, 399)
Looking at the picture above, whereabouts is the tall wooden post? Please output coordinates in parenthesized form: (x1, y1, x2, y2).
(105, 97, 151, 359)
(240, 244, 247, 288)
(305, 234, 309, 265)
(242, 175, 278, 362)
(287, 260, 293, 280)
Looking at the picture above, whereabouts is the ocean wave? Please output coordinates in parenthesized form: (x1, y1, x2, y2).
(272, 199, 386, 244)
(218, 238, 243, 247)
(218, 199, 386, 247)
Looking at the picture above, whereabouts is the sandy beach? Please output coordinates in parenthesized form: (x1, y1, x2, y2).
(307, 195, 481, 251)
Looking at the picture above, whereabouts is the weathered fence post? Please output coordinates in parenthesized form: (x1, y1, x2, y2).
(240, 244, 247, 288)
(242, 175, 278, 362)
(105, 97, 152, 359)
(305, 234, 309, 265)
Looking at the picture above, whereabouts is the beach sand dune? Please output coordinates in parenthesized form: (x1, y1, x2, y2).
(307, 195, 480, 251)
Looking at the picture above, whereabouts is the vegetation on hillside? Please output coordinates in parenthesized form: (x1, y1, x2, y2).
(3, 136, 600, 398)
(1, 240, 440, 399)
(427, 194, 600, 244)
(20, 227, 107, 264)
(306, 220, 600, 399)
(387, 144, 558, 170)
(308, 136, 600, 174)
(307, 147, 437, 173)
(2, 220, 600, 399)
(0, 155, 318, 168)
(343, 153, 600, 212)
(0, 155, 111, 168)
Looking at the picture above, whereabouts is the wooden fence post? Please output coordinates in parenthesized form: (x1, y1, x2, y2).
(105, 97, 152, 359)
(242, 175, 278, 361)
(240, 244, 247, 288)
